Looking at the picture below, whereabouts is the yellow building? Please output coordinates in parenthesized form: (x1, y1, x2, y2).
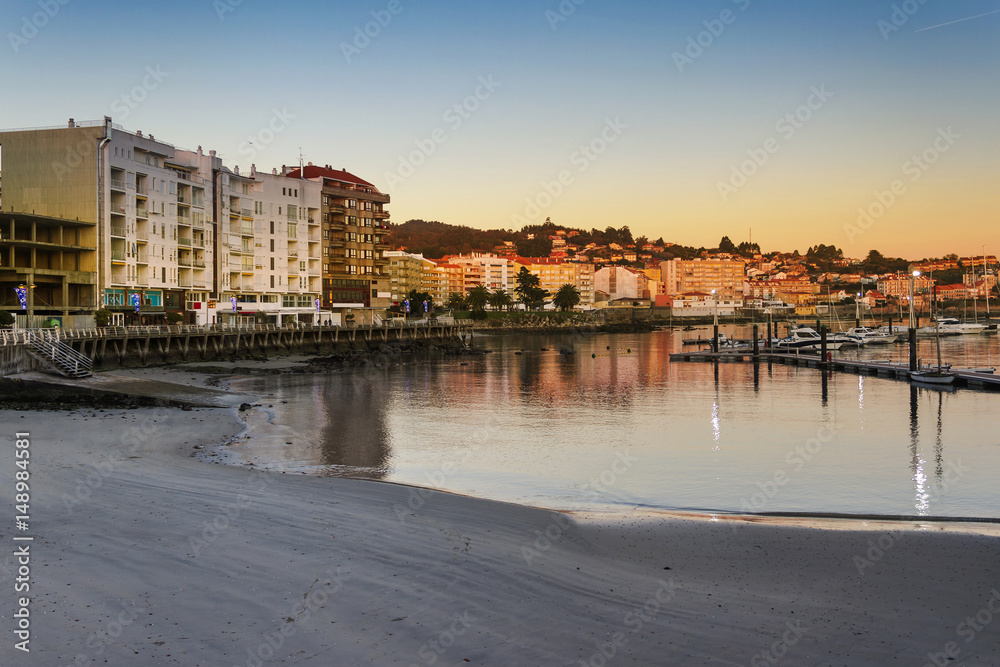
(661, 258, 745, 297)
(516, 257, 595, 305)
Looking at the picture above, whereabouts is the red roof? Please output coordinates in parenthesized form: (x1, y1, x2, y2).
(514, 257, 565, 265)
(284, 165, 377, 189)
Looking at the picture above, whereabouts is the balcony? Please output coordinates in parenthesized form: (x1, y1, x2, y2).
(178, 237, 192, 247)
(374, 211, 390, 218)
(193, 258, 206, 268)
(240, 225, 254, 236)
(193, 238, 205, 248)
(177, 192, 191, 204)
(135, 184, 148, 197)
(111, 251, 126, 263)
(178, 256, 193, 267)
(136, 229, 148, 242)
(136, 206, 148, 219)
(177, 211, 192, 224)
(111, 179, 127, 192)
(241, 208, 253, 217)
(137, 251, 149, 264)
(110, 225, 126, 238)
(287, 210, 298, 222)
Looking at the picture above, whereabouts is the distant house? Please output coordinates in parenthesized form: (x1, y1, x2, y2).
(862, 290, 886, 307)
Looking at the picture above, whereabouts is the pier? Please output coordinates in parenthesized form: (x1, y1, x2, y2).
(0, 321, 473, 374)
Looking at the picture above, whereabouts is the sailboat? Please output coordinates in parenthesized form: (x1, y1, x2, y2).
(910, 319, 955, 385)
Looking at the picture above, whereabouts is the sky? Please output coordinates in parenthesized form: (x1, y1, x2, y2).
(1, 0, 997, 259)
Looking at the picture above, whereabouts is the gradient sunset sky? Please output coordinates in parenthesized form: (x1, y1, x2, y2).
(1, 0, 997, 259)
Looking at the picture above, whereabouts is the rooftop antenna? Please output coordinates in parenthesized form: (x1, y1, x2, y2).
(299, 148, 305, 179)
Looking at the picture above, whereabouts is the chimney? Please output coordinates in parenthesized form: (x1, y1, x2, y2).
(197, 145, 203, 155)
(250, 164, 256, 176)
(234, 166, 240, 175)
(282, 164, 287, 176)
(149, 135, 154, 141)
(68, 118, 75, 128)
(272, 168, 277, 175)
(209, 150, 216, 157)
(308, 161, 313, 167)
(137, 130, 143, 137)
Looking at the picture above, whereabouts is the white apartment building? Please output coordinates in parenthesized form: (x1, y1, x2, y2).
(595, 266, 648, 301)
(0, 117, 327, 325)
(214, 166, 324, 325)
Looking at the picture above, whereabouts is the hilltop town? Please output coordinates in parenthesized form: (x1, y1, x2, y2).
(385, 218, 998, 319)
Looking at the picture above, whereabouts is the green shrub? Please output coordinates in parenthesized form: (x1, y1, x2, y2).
(0, 310, 15, 327)
(94, 308, 112, 327)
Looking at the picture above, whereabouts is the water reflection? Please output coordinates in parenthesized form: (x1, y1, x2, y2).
(229, 329, 999, 517)
(316, 371, 392, 478)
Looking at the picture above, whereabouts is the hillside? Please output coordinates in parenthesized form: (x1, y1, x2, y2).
(385, 219, 689, 261)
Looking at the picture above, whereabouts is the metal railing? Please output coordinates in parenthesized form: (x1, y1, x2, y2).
(24, 330, 92, 378)
(0, 320, 469, 346)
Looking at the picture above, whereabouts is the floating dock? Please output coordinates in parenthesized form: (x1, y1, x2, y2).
(669, 350, 1000, 390)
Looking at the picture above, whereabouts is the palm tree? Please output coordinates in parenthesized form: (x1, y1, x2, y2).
(466, 285, 490, 312)
(553, 284, 581, 311)
(489, 288, 513, 312)
(446, 292, 466, 311)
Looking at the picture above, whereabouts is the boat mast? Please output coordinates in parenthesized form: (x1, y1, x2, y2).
(935, 319, 944, 372)
(984, 246, 991, 319)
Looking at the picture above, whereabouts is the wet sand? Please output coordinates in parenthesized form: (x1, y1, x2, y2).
(1, 364, 999, 665)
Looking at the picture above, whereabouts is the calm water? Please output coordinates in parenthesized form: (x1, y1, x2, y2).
(226, 327, 1000, 518)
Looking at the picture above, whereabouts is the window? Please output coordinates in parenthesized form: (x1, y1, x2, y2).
(270, 258, 275, 270)
(282, 188, 286, 196)
(347, 199, 357, 209)
(270, 275, 275, 288)
(270, 239, 275, 252)
(270, 221, 274, 234)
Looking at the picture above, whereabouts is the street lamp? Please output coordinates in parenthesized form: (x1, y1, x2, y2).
(909, 269, 920, 330)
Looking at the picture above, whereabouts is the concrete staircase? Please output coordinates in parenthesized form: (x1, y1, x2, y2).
(24, 330, 93, 378)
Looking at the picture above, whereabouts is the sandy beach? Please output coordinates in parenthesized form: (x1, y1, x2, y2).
(2, 363, 999, 666)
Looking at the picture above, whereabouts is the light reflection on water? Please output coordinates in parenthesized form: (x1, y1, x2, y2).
(230, 328, 1000, 518)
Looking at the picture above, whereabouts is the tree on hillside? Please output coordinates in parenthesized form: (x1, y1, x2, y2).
(553, 284, 581, 311)
(718, 236, 737, 253)
(465, 285, 490, 312)
(515, 236, 553, 258)
(737, 241, 761, 256)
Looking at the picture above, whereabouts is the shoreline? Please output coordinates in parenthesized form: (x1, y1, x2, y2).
(3, 363, 1000, 664)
